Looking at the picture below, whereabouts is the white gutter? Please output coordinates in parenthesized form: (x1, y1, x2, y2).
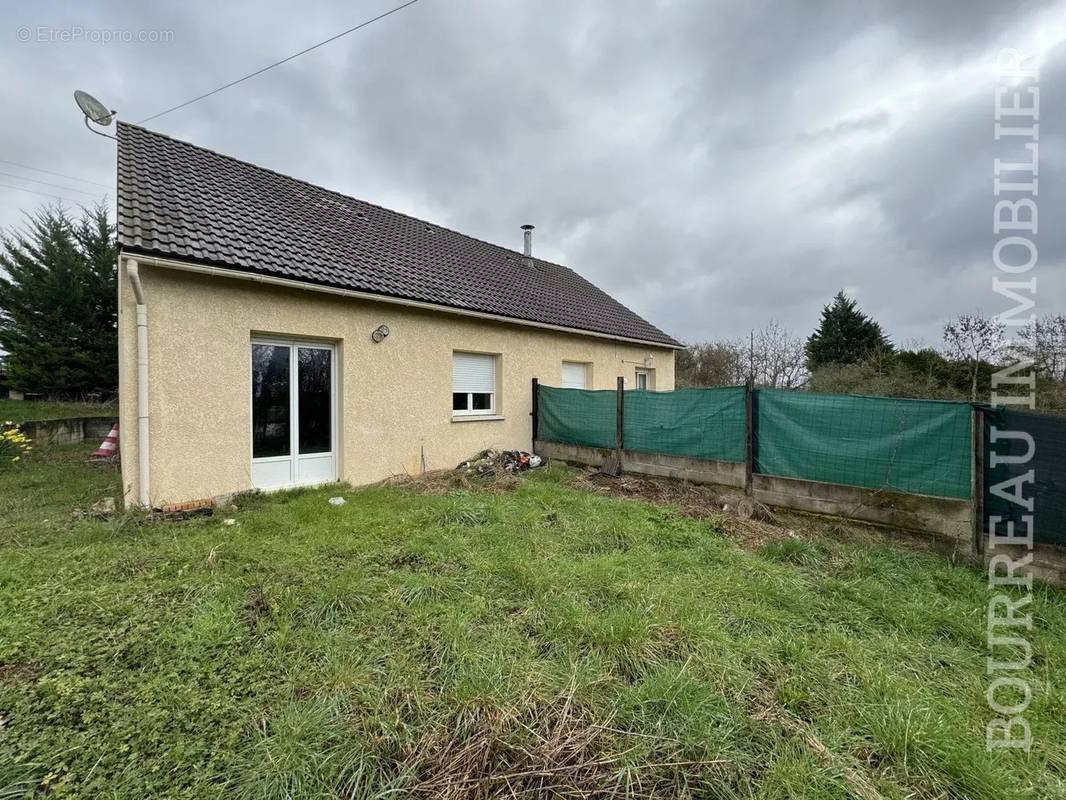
(123, 252, 684, 351)
(125, 259, 150, 507)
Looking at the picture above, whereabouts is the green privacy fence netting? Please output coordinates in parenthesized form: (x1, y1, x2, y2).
(755, 389, 972, 499)
(623, 387, 747, 462)
(536, 384, 974, 500)
(538, 386, 617, 449)
(984, 408, 1066, 547)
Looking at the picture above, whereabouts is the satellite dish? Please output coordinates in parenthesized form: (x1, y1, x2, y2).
(74, 90, 114, 126)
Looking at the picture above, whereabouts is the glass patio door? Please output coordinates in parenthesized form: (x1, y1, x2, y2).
(251, 339, 336, 490)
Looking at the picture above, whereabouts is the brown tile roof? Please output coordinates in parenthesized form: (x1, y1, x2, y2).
(116, 123, 680, 347)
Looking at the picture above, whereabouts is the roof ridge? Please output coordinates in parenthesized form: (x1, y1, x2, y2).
(116, 121, 681, 347)
(117, 121, 579, 275)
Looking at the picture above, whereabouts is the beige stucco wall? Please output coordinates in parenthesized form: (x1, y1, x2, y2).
(118, 257, 675, 506)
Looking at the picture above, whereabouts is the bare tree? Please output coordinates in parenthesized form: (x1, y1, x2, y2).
(676, 341, 745, 387)
(749, 320, 808, 388)
(942, 314, 1005, 401)
(1016, 314, 1066, 381)
(678, 321, 807, 389)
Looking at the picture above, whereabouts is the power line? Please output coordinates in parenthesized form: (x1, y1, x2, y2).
(138, 0, 422, 125)
(0, 158, 111, 189)
(0, 171, 105, 198)
(0, 182, 89, 208)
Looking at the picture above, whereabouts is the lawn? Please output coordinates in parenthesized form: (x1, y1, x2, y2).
(0, 399, 117, 424)
(1, 448, 1064, 799)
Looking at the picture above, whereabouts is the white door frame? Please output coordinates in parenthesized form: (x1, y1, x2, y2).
(250, 337, 338, 490)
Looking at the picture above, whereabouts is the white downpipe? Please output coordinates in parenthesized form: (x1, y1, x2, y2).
(125, 259, 150, 507)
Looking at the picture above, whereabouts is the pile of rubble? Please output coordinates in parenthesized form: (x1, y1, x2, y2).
(380, 448, 546, 495)
(456, 449, 543, 478)
(575, 471, 792, 549)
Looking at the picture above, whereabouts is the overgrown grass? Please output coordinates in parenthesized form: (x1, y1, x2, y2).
(0, 399, 117, 424)
(1, 447, 1064, 798)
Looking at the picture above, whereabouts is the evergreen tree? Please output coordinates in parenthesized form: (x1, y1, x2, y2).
(0, 204, 117, 397)
(805, 291, 892, 370)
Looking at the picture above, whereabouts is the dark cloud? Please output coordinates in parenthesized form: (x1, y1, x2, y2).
(2, 0, 1063, 346)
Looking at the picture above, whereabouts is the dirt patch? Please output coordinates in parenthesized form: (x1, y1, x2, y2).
(791, 512, 953, 561)
(380, 468, 520, 496)
(88, 456, 121, 472)
(242, 586, 273, 630)
(0, 662, 40, 683)
(380, 449, 547, 496)
(577, 472, 725, 519)
(579, 475, 810, 550)
(574, 471, 945, 558)
(573, 472, 799, 550)
(746, 686, 883, 800)
(401, 682, 727, 798)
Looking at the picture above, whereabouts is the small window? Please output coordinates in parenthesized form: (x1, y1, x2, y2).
(453, 352, 496, 415)
(561, 361, 590, 389)
(635, 369, 653, 391)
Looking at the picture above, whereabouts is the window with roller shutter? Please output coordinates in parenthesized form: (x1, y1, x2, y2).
(561, 361, 589, 389)
(452, 352, 497, 415)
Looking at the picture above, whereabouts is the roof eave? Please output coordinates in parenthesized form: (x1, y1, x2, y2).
(119, 247, 685, 350)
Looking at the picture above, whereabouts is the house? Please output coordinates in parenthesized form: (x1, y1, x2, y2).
(115, 123, 681, 507)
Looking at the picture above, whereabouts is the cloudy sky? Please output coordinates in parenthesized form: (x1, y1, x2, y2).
(3, 0, 1064, 346)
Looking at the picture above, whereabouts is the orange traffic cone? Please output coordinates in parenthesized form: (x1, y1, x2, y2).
(92, 423, 119, 460)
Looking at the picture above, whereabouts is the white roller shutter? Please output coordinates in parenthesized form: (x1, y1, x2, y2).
(561, 361, 588, 389)
(453, 352, 495, 393)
